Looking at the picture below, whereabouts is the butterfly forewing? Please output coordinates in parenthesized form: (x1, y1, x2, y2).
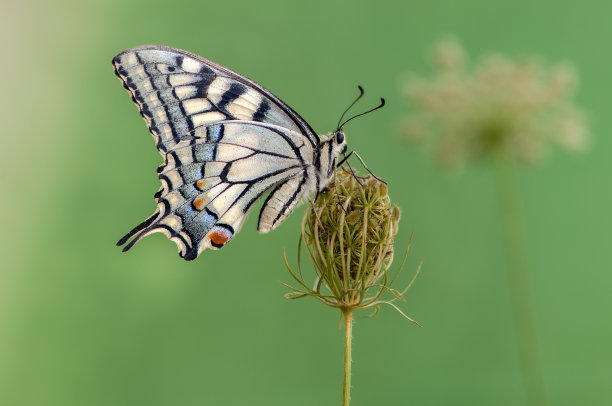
(112, 46, 319, 153)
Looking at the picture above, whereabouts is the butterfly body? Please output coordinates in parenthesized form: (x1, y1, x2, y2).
(113, 46, 347, 260)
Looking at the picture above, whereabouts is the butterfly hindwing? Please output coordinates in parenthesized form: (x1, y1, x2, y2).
(112, 46, 319, 154)
(119, 121, 316, 260)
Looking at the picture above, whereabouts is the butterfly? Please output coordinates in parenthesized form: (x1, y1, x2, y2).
(113, 46, 382, 260)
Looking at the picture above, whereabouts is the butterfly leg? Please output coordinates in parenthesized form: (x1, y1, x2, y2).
(332, 172, 349, 215)
(339, 151, 386, 184)
(339, 153, 364, 187)
(307, 198, 329, 238)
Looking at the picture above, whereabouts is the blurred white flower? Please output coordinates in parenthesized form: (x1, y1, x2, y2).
(402, 38, 588, 166)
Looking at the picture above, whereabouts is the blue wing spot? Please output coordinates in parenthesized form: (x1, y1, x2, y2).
(206, 124, 224, 143)
(193, 143, 215, 162)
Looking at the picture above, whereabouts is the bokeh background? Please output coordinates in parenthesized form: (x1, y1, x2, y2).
(2, 0, 610, 405)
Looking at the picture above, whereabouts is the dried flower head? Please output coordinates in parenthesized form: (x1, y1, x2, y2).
(284, 169, 418, 321)
(401, 38, 588, 166)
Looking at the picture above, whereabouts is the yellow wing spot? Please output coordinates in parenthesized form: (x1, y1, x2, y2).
(174, 85, 196, 100)
(169, 74, 198, 86)
(183, 98, 211, 115)
(181, 58, 202, 73)
(122, 52, 138, 67)
(196, 178, 211, 190)
(191, 111, 226, 127)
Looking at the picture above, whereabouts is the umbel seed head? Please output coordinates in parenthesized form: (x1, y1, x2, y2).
(283, 167, 422, 320)
(305, 171, 399, 307)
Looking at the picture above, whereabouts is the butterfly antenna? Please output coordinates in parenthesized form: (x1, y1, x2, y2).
(336, 85, 365, 131)
(339, 98, 385, 129)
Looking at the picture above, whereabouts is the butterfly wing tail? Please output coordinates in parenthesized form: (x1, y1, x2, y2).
(117, 212, 161, 247)
(117, 212, 197, 260)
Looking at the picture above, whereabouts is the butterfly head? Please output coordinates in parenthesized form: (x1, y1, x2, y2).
(323, 128, 348, 154)
(334, 130, 348, 154)
(317, 130, 348, 190)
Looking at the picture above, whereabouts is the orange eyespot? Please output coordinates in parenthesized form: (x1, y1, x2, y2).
(192, 196, 206, 210)
(210, 228, 231, 246)
(196, 179, 211, 190)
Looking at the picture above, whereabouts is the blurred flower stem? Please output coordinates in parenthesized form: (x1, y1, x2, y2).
(494, 152, 547, 406)
(401, 38, 588, 405)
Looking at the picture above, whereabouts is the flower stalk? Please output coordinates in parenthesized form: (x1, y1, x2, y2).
(342, 309, 353, 406)
(283, 169, 419, 405)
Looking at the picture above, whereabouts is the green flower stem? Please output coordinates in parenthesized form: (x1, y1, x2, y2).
(493, 155, 547, 406)
(342, 309, 354, 406)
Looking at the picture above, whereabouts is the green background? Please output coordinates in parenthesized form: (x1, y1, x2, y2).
(2, 0, 610, 405)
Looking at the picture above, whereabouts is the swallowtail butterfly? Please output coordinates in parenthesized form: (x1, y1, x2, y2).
(113, 46, 363, 260)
